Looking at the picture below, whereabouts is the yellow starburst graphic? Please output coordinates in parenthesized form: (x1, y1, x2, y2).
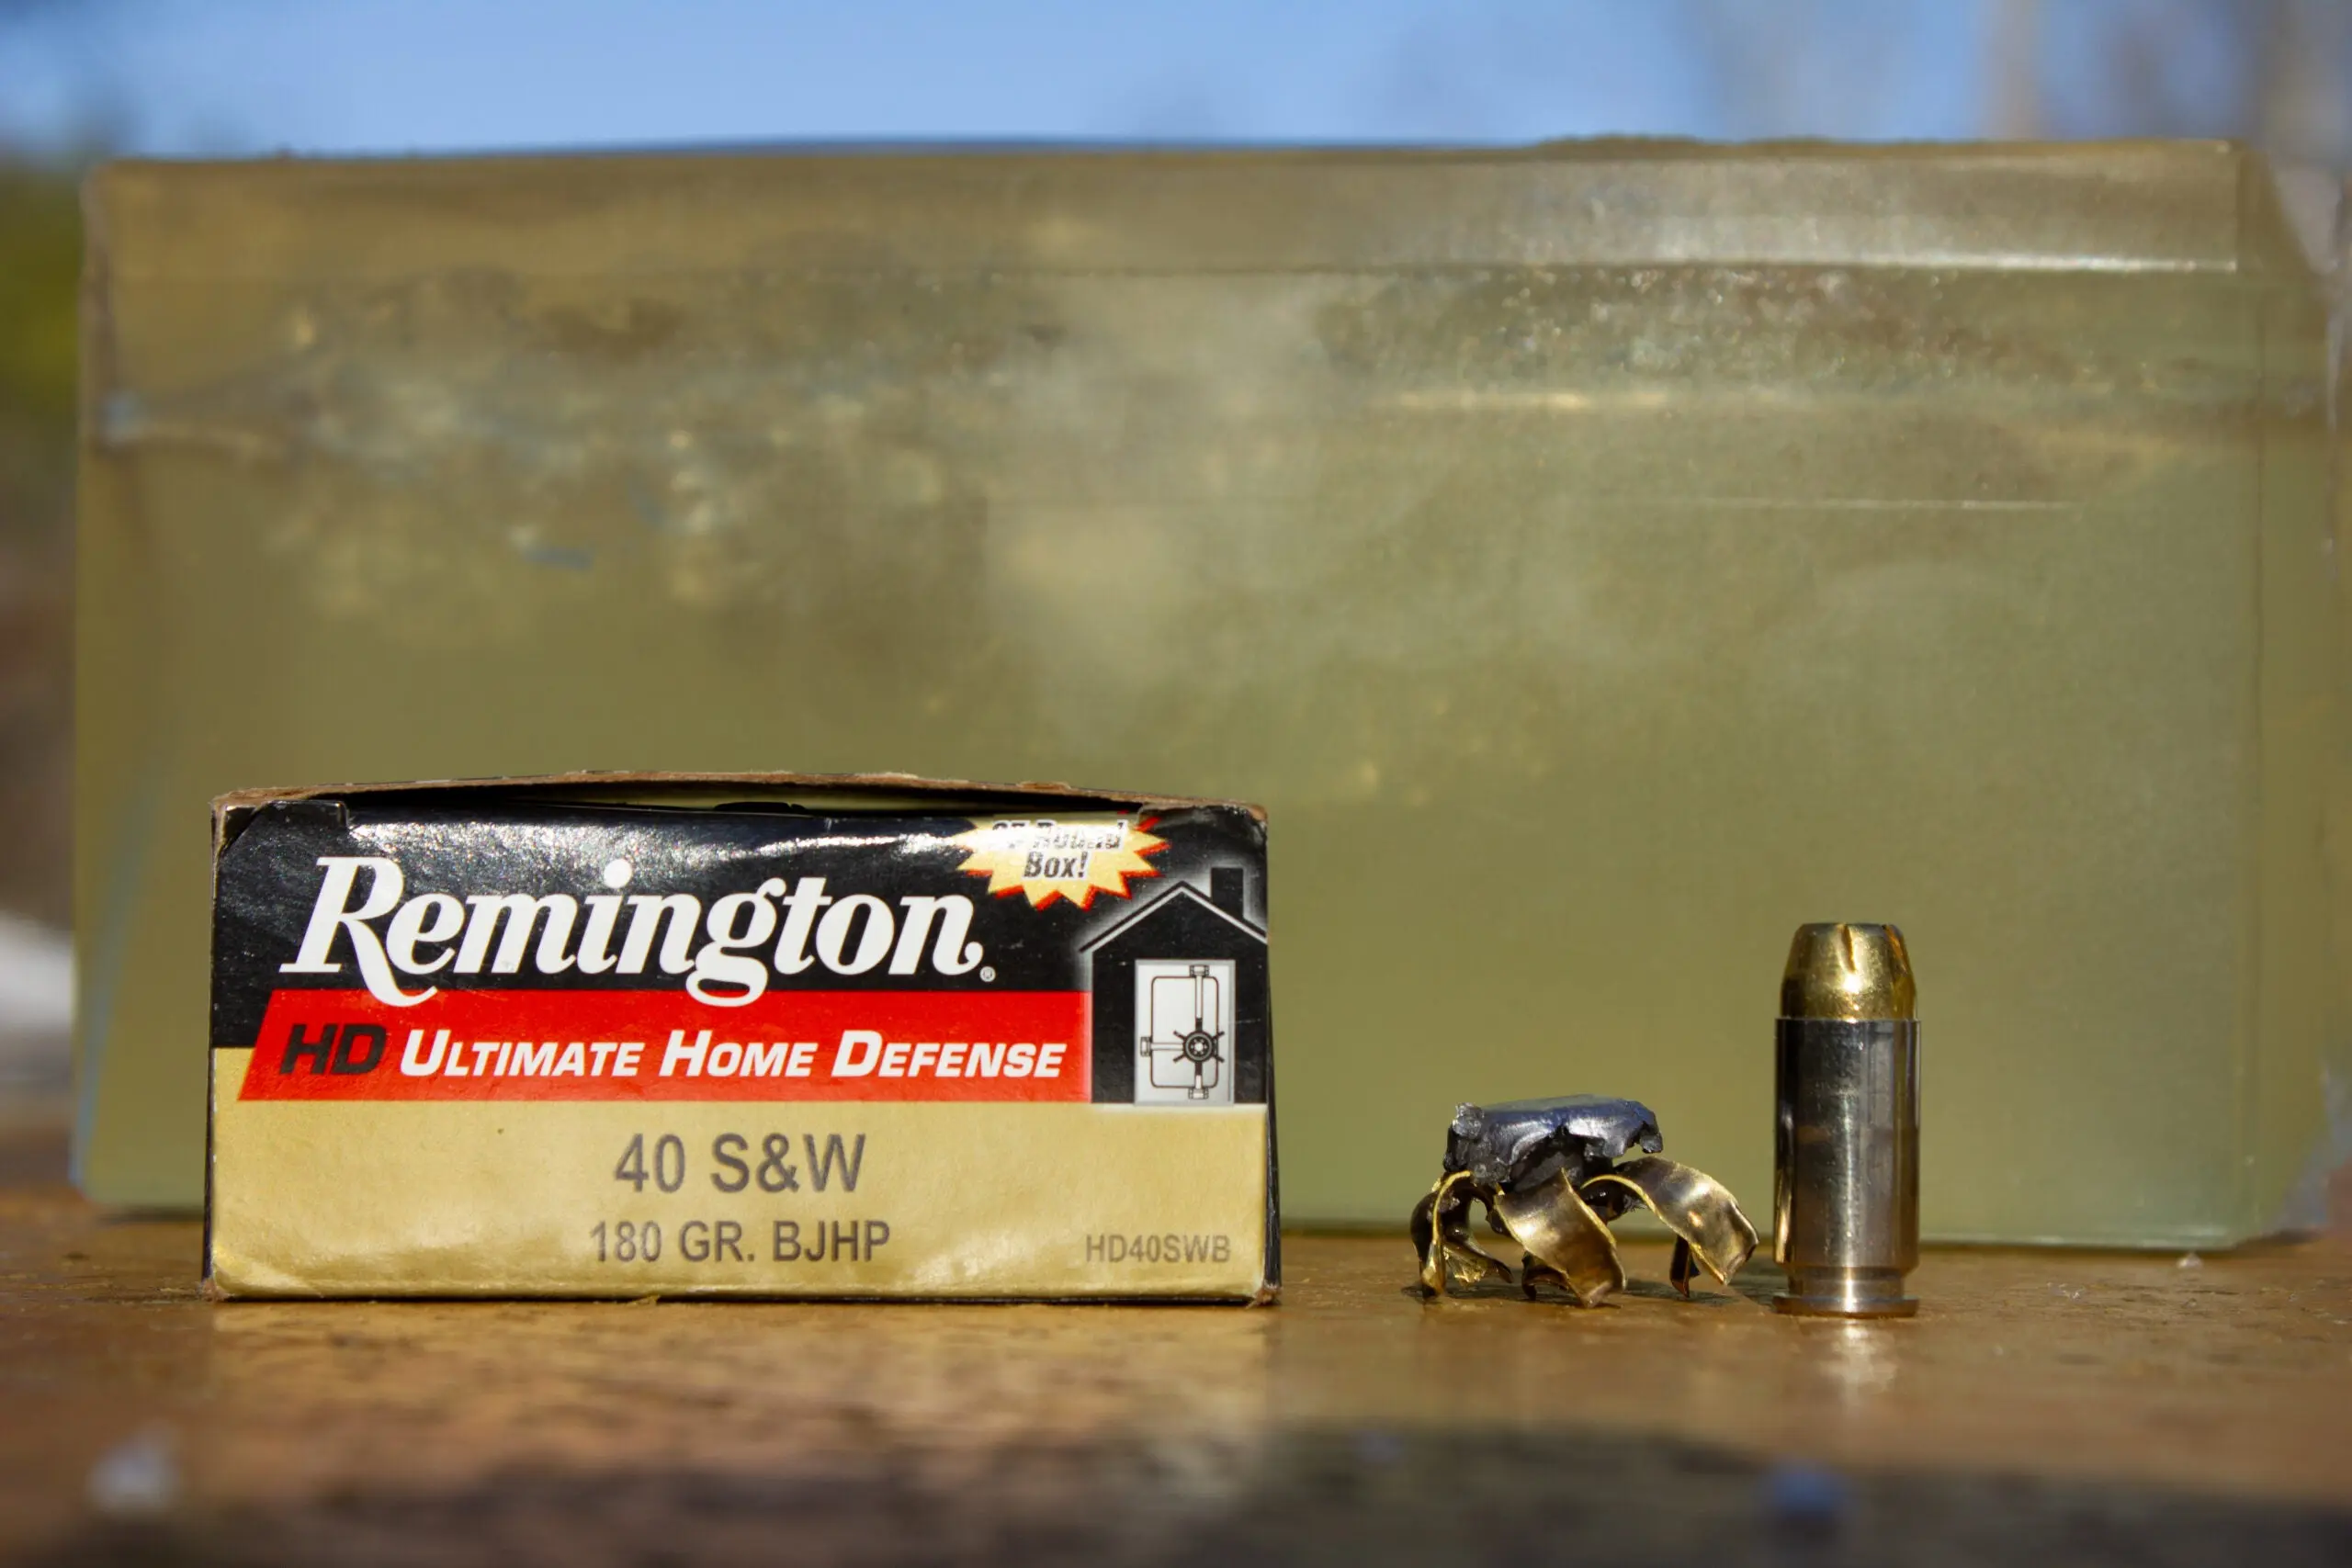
(949, 815, 1168, 909)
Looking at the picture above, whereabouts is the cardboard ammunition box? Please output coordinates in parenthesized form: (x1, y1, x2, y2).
(206, 773, 1276, 1300)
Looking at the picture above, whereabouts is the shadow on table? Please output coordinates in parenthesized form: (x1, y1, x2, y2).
(24, 1423, 2350, 1568)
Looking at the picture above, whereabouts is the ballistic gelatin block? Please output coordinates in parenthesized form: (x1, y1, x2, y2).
(79, 142, 2344, 1243)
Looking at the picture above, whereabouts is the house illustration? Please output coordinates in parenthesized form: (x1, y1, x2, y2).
(1083, 866, 1270, 1106)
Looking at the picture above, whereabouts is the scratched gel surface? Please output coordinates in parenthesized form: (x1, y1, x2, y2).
(78, 143, 2345, 1242)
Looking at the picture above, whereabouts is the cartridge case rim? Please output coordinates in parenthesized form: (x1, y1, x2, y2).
(1771, 1266, 1920, 1317)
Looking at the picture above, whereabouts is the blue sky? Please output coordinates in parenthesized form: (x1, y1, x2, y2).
(3, 1, 2345, 164)
(1, 0, 2008, 158)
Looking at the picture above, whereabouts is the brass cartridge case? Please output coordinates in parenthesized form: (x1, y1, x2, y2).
(1774, 923, 1919, 1317)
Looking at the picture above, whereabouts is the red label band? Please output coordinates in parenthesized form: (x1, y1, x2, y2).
(237, 989, 1091, 1101)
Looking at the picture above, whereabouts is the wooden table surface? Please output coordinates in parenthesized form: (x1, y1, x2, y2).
(2, 1122, 2347, 1565)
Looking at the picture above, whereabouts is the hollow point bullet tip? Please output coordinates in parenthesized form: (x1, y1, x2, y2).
(1779, 922, 1915, 1022)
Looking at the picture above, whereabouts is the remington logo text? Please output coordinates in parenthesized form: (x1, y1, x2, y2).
(279, 856, 986, 1008)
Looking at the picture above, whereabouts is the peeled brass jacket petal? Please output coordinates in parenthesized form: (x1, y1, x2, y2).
(1581, 1155, 1760, 1289)
(1414, 1169, 1510, 1294)
(1492, 1171, 1625, 1306)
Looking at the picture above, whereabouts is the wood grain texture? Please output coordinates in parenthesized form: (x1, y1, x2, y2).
(0, 1131, 2346, 1563)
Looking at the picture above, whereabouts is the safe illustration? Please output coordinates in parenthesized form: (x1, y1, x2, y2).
(1135, 959, 1236, 1103)
(1085, 867, 1271, 1108)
